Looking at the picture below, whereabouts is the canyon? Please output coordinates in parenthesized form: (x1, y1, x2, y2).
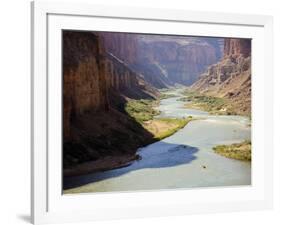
(63, 31, 251, 179)
(64, 88, 251, 192)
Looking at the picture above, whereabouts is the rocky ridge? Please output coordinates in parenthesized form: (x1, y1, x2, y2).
(191, 38, 251, 115)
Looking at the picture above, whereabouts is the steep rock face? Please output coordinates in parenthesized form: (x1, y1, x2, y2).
(191, 38, 251, 115)
(104, 52, 157, 99)
(130, 58, 173, 89)
(64, 31, 158, 140)
(63, 31, 157, 169)
(99, 32, 138, 64)
(63, 32, 109, 140)
(97, 32, 160, 97)
(135, 36, 221, 85)
(99, 33, 222, 88)
(100, 32, 172, 88)
(224, 39, 251, 58)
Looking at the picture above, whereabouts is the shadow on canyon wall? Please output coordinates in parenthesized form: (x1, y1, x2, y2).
(63, 31, 160, 169)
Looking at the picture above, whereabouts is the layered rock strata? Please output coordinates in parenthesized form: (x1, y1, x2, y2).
(191, 38, 251, 115)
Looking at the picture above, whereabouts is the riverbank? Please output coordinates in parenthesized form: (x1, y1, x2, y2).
(64, 154, 139, 177)
(64, 96, 193, 178)
(179, 89, 250, 116)
(125, 97, 193, 140)
(179, 89, 235, 115)
(64, 117, 193, 177)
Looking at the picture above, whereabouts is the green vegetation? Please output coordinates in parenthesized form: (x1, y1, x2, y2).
(213, 140, 251, 161)
(159, 93, 177, 100)
(125, 98, 193, 141)
(125, 99, 160, 123)
(179, 89, 236, 115)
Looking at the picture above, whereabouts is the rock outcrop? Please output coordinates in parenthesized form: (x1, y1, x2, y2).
(191, 38, 251, 115)
(224, 39, 251, 58)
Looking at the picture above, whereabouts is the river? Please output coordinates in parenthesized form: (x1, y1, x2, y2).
(64, 88, 251, 193)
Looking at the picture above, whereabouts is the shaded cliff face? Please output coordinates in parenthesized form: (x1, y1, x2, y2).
(99, 32, 172, 88)
(98, 33, 223, 88)
(99, 32, 138, 65)
(63, 31, 157, 169)
(191, 38, 251, 115)
(63, 32, 109, 140)
(63, 31, 158, 139)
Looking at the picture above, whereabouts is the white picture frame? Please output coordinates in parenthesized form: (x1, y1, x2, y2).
(31, 1, 274, 224)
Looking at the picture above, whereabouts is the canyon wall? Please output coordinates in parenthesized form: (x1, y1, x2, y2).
(191, 38, 251, 115)
(99, 32, 138, 65)
(224, 39, 251, 58)
(99, 32, 172, 88)
(63, 31, 158, 140)
(63, 32, 109, 140)
(135, 36, 221, 85)
(63, 31, 157, 169)
(99, 33, 223, 88)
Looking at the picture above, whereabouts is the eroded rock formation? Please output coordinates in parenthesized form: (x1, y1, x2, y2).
(191, 38, 251, 115)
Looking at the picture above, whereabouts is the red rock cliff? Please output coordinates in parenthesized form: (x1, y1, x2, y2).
(224, 38, 251, 58)
(191, 38, 251, 115)
(100, 32, 138, 64)
(63, 31, 157, 141)
(63, 32, 109, 140)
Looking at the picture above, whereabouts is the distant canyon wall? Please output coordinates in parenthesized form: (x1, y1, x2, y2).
(135, 36, 222, 86)
(98, 33, 223, 88)
(191, 38, 251, 115)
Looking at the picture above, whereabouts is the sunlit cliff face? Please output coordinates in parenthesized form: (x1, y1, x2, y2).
(191, 38, 251, 115)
